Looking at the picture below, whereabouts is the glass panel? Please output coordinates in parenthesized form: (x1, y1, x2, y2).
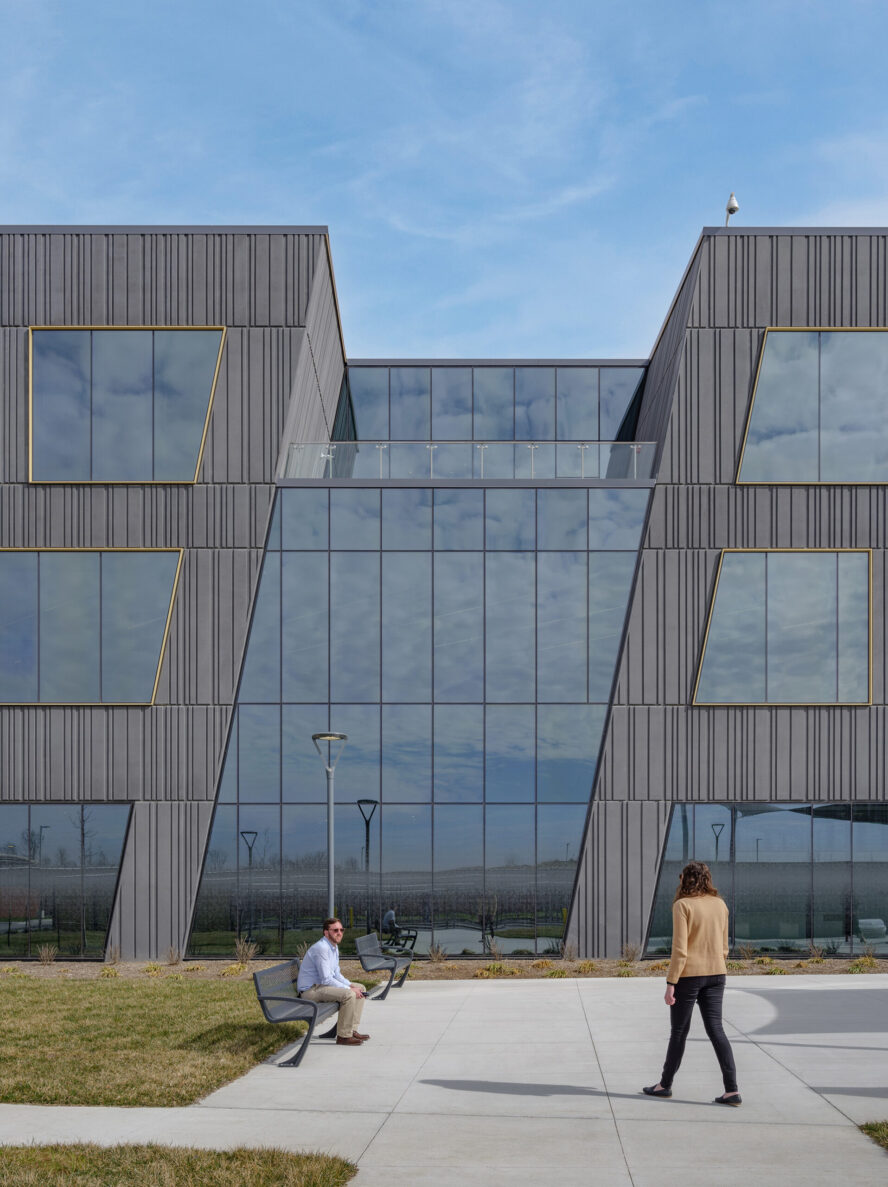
(266, 495, 281, 550)
(537, 804, 586, 953)
(237, 705, 280, 803)
(282, 488, 328, 550)
(238, 553, 281, 703)
(189, 805, 238, 955)
(433, 705, 483, 803)
(381, 805, 431, 953)
(335, 802, 379, 949)
(852, 804, 888, 956)
(382, 554, 431, 702)
(645, 805, 693, 956)
(281, 553, 328, 702)
(767, 553, 836, 702)
(821, 331, 888, 482)
(432, 443, 473, 479)
(217, 715, 238, 803)
(390, 367, 430, 440)
(32, 805, 83, 956)
(39, 552, 100, 703)
(588, 552, 637, 701)
(556, 367, 598, 441)
(0, 553, 38, 702)
(588, 488, 649, 550)
(734, 805, 810, 953)
(434, 489, 483, 550)
(282, 705, 328, 802)
(91, 331, 153, 481)
(537, 705, 605, 802)
(330, 553, 380, 702)
(0, 806, 32, 957)
(515, 442, 555, 479)
(486, 552, 535, 702)
(485, 705, 534, 802)
(473, 368, 513, 440)
(485, 805, 534, 953)
(431, 367, 472, 440)
(347, 368, 389, 440)
(433, 552, 483, 702)
(434, 805, 484, 954)
(382, 489, 431, 550)
(537, 553, 587, 702)
(237, 804, 281, 953)
(485, 489, 535, 550)
(600, 367, 644, 439)
(813, 804, 852, 956)
(838, 552, 870, 702)
(382, 705, 431, 802)
(515, 368, 554, 440)
(537, 489, 586, 550)
(32, 330, 91, 481)
(741, 331, 820, 482)
(329, 705, 379, 807)
(696, 553, 766, 704)
(331, 488, 380, 550)
(479, 443, 517, 479)
(81, 805, 130, 956)
(281, 805, 326, 951)
(101, 551, 179, 702)
(693, 804, 733, 917)
(153, 330, 222, 481)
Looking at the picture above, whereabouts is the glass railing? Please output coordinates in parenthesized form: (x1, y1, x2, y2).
(281, 441, 656, 481)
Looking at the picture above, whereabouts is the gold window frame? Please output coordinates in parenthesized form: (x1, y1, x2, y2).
(737, 327, 888, 485)
(28, 326, 226, 484)
(0, 547, 184, 706)
(692, 547, 872, 707)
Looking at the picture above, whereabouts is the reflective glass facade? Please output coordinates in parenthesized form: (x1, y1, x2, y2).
(695, 550, 870, 705)
(0, 804, 130, 957)
(189, 484, 649, 957)
(646, 803, 888, 957)
(31, 328, 224, 482)
(739, 330, 888, 483)
(0, 550, 182, 704)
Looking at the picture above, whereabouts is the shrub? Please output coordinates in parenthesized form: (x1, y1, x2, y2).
(621, 942, 641, 962)
(486, 939, 503, 961)
(766, 965, 787, 975)
(562, 943, 578, 961)
(576, 959, 596, 974)
(616, 967, 635, 978)
(754, 955, 773, 965)
(545, 968, 567, 978)
(184, 963, 205, 973)
(105, 944, 121, 966)
(808, 944, 824, 962)
(37, 944, 58, 965)
(737, 944, 757, 961)
(99, 966, 119, 979)
(166, 946, 182, 966)
(427, 943, 447, 963)
(473, 962, 519, 979)
(142, 963, 163, 977)
(234, 937, 259, 964)
(532, 959, 552, 969)
(648, 960, 669, 972)
(219, 962, 247, 977)
(726, 960, 744, 971)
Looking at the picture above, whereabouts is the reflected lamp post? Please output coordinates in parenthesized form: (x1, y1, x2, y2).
(37, 825, 50, 867)
(312, 732, 348, 919)
(357, 799, 378, 934)
(239, 830, 257, 939)
(711, 822, 725, 863)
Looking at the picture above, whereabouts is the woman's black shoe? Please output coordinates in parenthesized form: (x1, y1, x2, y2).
(713, 1093, 742, 1106)
(642, 1084, 672, 1097)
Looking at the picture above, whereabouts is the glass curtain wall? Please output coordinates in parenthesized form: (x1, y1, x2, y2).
(646, 803, 888, 957)
(189, 483, 649, 957)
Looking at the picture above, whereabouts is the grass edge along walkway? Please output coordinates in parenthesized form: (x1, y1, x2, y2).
(860, 1122, 888, 1153)
(0, 1144, 356, 1186)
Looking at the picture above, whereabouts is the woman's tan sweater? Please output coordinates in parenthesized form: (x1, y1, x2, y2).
(666, 894, 729, 984)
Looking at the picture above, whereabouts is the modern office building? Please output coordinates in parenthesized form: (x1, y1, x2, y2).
(0, 225, 886, 960)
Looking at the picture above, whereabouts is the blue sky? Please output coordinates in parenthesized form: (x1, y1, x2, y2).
(2, 1, 888, 358)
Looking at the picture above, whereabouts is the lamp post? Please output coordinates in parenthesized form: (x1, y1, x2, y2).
(312, 732, 348, 919)
(239, 830, 257, 938)
(357, 799, 378, 934)
(711, 822, 725, 863)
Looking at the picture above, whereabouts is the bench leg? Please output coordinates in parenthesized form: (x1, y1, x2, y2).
(376, 965, 397, 1001)
(395, 964, 410, 989)
(277, 1015, 317, 1068)
(317, 1019, 339, 1039)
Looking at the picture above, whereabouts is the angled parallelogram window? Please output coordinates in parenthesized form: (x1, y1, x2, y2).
(30, 327, 225, 482)
(738, 329, 888, 484)
(0, 549, 182, 704)
(694, 550, 870, 706)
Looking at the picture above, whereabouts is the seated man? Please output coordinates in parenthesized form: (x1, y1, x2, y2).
(296, 917, 369, 1046)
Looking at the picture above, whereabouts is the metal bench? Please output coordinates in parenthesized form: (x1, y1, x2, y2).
(252, 957, 342, 1068)
(355, 931, 412, 1000)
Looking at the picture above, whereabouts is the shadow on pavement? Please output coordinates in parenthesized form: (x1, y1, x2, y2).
(728, 987, 888, 1036)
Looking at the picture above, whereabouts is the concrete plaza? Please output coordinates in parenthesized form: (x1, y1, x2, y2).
(0, 975, 886, 1184)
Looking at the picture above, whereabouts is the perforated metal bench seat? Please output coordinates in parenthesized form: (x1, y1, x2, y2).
(253, 957, 343, 1067)
(355, 932, 412, 999)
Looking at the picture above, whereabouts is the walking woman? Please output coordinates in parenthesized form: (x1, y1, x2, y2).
(643, 861, 741, 1105)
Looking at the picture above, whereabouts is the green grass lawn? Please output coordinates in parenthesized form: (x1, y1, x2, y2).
(0, 1145, 356, 1186)
(0, 979, 306, 1107)
(861, 1122, 888, 1152)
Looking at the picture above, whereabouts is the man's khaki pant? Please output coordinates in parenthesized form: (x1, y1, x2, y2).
(301, 984, 364, 1038)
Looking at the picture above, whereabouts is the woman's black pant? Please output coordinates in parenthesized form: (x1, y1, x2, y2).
(660, 974, 737, 1092)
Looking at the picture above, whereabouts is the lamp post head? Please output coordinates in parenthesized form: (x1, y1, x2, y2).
(357, 798, 379, 824)
(725, 192, 739, 226)
(312, 732, 348, 771)
(239, 829, 258, 852)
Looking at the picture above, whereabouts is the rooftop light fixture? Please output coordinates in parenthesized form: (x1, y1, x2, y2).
(725, 192, 739, 226)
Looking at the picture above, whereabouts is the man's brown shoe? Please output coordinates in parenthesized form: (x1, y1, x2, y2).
(352, 1031, 370, 1041)
(335, 1035, 363, 1045)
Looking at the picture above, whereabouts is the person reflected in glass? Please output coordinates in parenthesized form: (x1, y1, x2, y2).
(643, 861, 741, 1105)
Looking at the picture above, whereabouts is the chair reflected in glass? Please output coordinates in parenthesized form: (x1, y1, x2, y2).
(381, 907, 417, 952)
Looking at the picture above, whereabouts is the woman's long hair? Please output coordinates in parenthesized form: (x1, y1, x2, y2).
(673, 860, 719, 902)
